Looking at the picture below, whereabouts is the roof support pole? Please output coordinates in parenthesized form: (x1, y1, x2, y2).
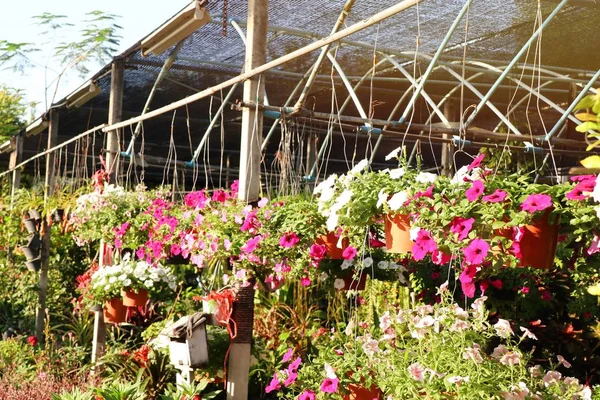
(292, 0, 355, 112)
(464, 0, 569, 128)
(326, 52, 370, 124)
(106, 60, 124, 184)
(103, 0, 425, 134)
(35, 109, 59, 341)
(228, 1, 267, 399)
(308, 58, 389, 179)
(543, 68, 600, 142)
(398, 0, 473, 124)
(124, 41, 185, 156)
(189, 83, 240, 165)
(8, 133, 23, 206)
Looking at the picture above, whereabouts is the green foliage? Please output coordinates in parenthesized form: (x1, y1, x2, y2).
(51, 388, 94, 400)
(159, 381, 221, 400)
(93, 381, 144, 400)
(573, 91, 600, 151)
(0, 86, 26, 141)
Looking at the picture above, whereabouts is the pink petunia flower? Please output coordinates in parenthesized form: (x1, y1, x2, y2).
(265, 373, 281, 393)
(411, 230, 438, 261)
(342, 246, 358, 260)
(482, 189, 508, 203)
(282, 348, 294, 363)
(298, 391, 316, 400)
(465, 180, 485, 202)
(212, 189, 228, 203)
(566, 178, 595, 201)
(283, 371, 298, 387)
(431, 249, 452, 265)
(467, 153, 484, 171)
(279, 232, 300, 248)
(407, 362, 426, 382)
(320, 378, 339, 393)
(301, 276, 311, 286)
(463, 238, 490, 265)
(288, 357, 302, 373)
(241, 236, 262, 254)
(540, 290, 552, 301)
(521, 194, 552, 213)
(450, 217, 475, 241)
(309, 243, 327, 260)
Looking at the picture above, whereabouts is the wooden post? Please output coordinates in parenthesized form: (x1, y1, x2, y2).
(305, 132, 317, 194)
(9, 133, 23, 205)
(91, 242, 109, 365)
(35, 110, 58, 340)
(441, 99, 456, 177)
(106, 59, 124, 184)
(228, 1, 267, 399)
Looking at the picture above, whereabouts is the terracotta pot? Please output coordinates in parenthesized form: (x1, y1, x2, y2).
(384, 213, 413, 254)
(122, 288, 149, 307)
(519, 211, 559, 269)
(104, 298, 127, 324)
(495, 210, 559, 269)
(342, 383, 382, 400)
(316, 232, 348, 259)
(341, 273, 367, 291)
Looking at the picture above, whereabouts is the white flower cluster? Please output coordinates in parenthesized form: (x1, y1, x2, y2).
(91, 255, 177, 296)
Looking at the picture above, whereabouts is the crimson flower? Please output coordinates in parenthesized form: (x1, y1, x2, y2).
(540, 290, 552, 301)
(279, 232, 300, 248)
(459, 264, 478, 298)
(449, 217, 475, 241)
(431, 249, 452, 265)
(320, 378, 339, 393)
(467, 153, 485, 171)
(465, 180, 484, 201)
(212, 189, 228, 203)
(309, 243, 326, 260)
(27, 335, 38, 346)
(463, 238, 490, 265)
(521, 194, 552, 213)
(482, 189, 508, 203)
(342, 246, 358, 260)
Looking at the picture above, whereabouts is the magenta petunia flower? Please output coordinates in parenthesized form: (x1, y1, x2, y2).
(463, 238, 490, 265)
(288, 357, 302, 373)
(540, 290, 552, 301)
(467, 153, 485, 171)
(521, 194, 552, 213)
(212, 189, 228, 203)
(265, 373, 281, 393)
(309, 243, 327, 260)
(301, 276, 311, 286)
(431, 249, 452, 265)
(449, 217, 475, 241)
(298, 391, 316, 400)
(279, 232, 300, 248)
(482, 189, 508, 203)
(465, 180, 485, 202)
(342, 246, 358, 260)
(461, 281, 476, 298)
(283, 371, 298, 387)
(520, 286, 530, 294)
(412, 230, 438, 261)
(566, 179, 595, 201)
(282, 348, 294, 363)
(241, 236, 262, 254)
(170, 244, 181, 256)
(320, 377, 339, 393)
(571, 174, 596, 182)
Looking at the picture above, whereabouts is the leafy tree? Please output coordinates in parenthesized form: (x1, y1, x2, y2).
(0, 87, 26, 141)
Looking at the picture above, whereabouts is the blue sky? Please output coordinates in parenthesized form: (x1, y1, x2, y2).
(0, 0, 188, 117)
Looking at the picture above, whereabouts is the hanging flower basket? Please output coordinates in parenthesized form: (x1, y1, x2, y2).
(25, 257, 41, 272)
(104, 298, 127, 324)
(383, 213, 413, 254)
(122, 288, 149, 307)
(316, 232, 348, 260)
(23, 218, 37, 234)
(518, 211, 559, 270)
(342, 383, 382, 400)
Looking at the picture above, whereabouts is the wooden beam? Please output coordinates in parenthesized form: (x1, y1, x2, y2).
(8, 133, 23, 205)
(228, 0, 267, 399)
(35, 109, 59, 340)
(107, 60, 124, 184)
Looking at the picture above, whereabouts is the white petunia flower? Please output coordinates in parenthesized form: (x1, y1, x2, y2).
(333, 278, 346, 290)
(388, 167, 406, 179)
(349, 159, 369, 175)
(388, 191, 409, 211)
(415, 172, 437, 184)
(376, 189, 388, 208)
(362, 257, 373, 269)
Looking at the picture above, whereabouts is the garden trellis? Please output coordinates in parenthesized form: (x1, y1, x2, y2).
(1, 0, 600, 398)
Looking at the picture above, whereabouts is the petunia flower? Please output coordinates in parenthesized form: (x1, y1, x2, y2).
(482, 189, 508, 203)
(465, 180, 484, 202)
(467, 153, 485, 171)
(279, 232, 300, 248)
(288, 356, 302, 373)
(283, 371, 298, 387)
(449, 217, 475, 241)
(566, 178, 595, 201)
(309, 243, 327, 260)
(282, 348, 294, 363)
(463, 238, 490, 265)
(521, 194, 552, 213)
(265, 373, 281, 393)
(298, 391, 316, 400)
(342, 246, 358, 260)
(407, 362, 425, 382)
(319, 378, 339, 393)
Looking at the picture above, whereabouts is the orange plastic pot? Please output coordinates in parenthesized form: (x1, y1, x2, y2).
(384, 213, 413, 254)
(104, 298, 126, 324)
(519, 211, 559, 269)
(122, 288, 149, 307)
(342, 383, 382, 400)
(316, 232, 348, 260)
